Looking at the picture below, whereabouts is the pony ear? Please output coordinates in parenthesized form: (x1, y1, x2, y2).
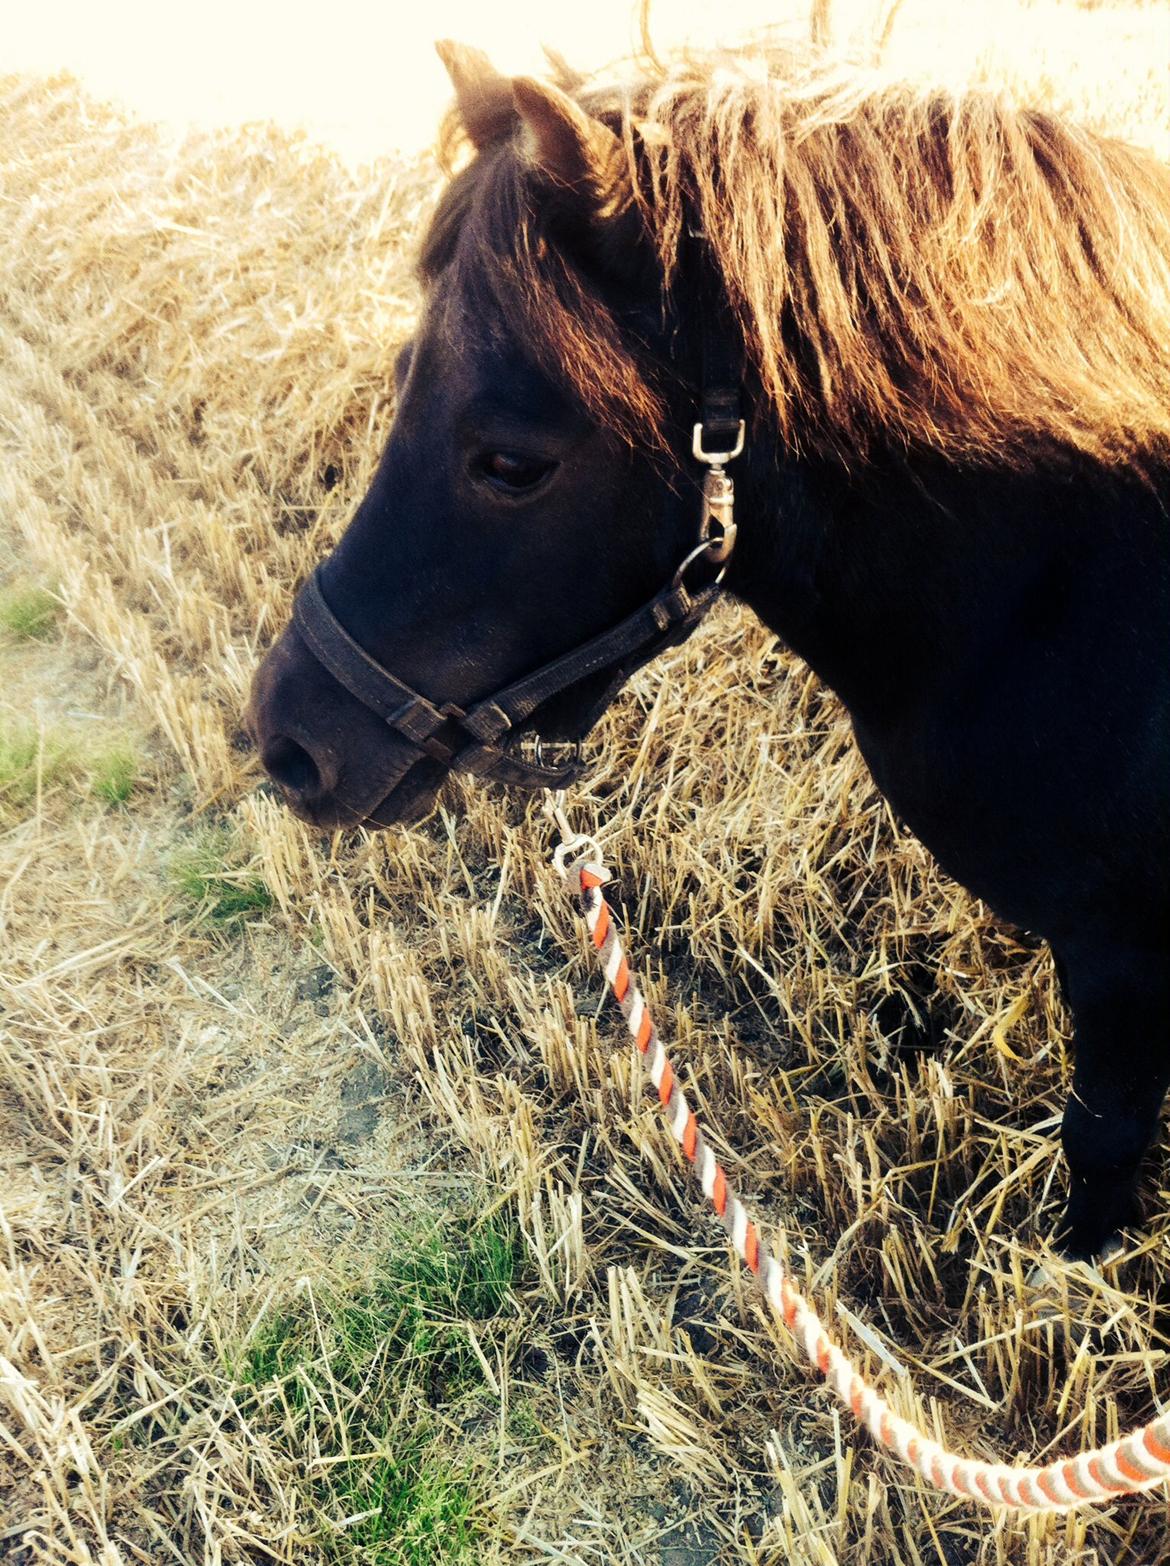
(511, 77, 630, 214)
(435, 39, 514, 150)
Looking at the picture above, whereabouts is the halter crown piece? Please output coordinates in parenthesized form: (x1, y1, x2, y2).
(290, 237, 746, 788)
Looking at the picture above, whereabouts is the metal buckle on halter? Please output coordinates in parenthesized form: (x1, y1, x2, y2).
(414, 700, 468, 764)
(516, 735, 584, 770)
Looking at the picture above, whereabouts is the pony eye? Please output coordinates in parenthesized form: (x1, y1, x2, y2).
(476, 451, 556, 492)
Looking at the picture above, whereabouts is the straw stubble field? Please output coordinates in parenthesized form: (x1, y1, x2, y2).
(2, 7, 1170, 1563)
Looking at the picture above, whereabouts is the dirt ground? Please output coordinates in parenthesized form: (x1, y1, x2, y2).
(3, 5, 1170, 1563)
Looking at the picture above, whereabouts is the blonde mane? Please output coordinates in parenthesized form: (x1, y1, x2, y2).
(429, 47, 1170, 470)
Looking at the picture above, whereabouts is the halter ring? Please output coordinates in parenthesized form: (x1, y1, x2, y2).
(692, 419, 745, 466)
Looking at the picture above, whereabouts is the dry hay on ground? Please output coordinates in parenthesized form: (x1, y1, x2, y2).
(3, 7, 1170, 1563)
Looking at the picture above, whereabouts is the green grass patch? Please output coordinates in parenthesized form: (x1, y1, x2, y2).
(0, 721, 69, 812)
(0, 719, 143, 818)
(171, 823, 273, 925)
(506, 1399, 542, 1447)
(342, 1209, 518, 1381)
(326, 1431, 477, 1566)
(0, 581, 60, 640)
(87, 744, 140, 805)
(236, 1207, 521, 1565)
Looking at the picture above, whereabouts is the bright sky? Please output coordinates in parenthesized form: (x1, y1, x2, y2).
(6, 0, 1074, 164)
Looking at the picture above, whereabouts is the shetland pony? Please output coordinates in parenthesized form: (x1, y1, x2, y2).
(249, 42, 1170, 1258)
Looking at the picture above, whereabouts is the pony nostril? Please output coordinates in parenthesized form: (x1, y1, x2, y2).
(262, 736, 323, 799)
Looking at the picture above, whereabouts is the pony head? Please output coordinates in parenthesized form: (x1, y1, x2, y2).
(249, 39, 1170, 828)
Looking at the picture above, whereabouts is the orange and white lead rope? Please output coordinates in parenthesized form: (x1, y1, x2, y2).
(552, 820, 1170, 1510)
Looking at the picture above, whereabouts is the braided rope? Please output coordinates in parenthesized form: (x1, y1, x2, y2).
(559, 848, 1170, 1510)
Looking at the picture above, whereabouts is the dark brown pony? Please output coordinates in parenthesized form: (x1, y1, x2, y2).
(248, 41, 1170, 1260)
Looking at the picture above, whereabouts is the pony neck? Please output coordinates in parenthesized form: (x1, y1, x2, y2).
(724, 440, 1122, 728)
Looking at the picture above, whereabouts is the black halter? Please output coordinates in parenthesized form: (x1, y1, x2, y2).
(291, 242, 745, 790)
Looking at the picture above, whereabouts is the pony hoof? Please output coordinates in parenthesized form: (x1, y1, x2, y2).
(1058, 1229, 1126, 1269)
(1024, 1258, 1066, 1310)
(1027, 1232, 1124, 1294)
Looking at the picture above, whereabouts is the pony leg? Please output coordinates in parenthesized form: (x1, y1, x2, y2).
(1058, 946, 1170, 1260)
